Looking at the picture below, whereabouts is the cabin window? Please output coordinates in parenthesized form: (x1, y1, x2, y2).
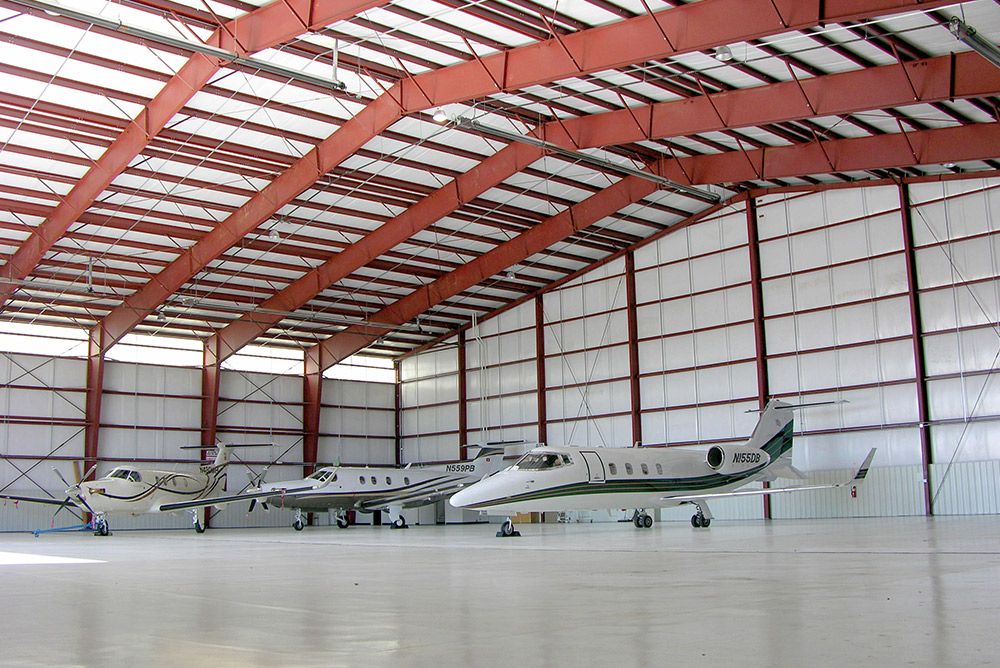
(386, 476, 392, 485)
(608, 463, 617, 476)
(371, 476, 377, 485)
(404, 477, 410, 485)
(514, 452, 565, 471)
(359, 476, 365, 484)
(656, 463, 663, 475)
(625, 463, 633, 475)
(641, 463, 649, 475)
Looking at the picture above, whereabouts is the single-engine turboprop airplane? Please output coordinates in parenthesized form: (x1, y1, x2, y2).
(0, 444, 276, 536)
(450, 399, 876, 537)
(165, 444, 514, 531)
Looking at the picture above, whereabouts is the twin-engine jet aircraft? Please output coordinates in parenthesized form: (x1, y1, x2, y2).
(166, 444, 513, 530)
(0, 444, 275, 535)
(450, 400, 876, 537)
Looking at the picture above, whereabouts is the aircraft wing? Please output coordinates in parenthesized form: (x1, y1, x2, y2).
(666, 448, 876, 503)
(0, 492, 73, 507)
(359, 476, 470, 511)
(156, 486, 311, 513)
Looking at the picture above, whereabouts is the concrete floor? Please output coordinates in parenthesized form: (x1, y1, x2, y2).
(1, 517, 998, 667)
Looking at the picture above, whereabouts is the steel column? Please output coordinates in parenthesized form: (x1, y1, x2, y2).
(457, 330, 468, 459)
(535, 296, 548, 445)
(746, 197, 772, 519)
(303, 345, 323, 479)
(899, 183, 934, 515)
(394, 360, 402, 466)
(83, 328, 107, 482)
(625, 251, 643, 446)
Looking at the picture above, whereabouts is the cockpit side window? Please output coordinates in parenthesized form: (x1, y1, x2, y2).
(128, 471, 141, 483)
(514, 452, 565, 471)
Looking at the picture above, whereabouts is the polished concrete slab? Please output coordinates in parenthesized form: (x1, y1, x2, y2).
(1, 517, 998, 667)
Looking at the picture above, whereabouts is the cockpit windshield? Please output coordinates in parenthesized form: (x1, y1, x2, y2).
(514, 452, 571, 471)
(108, 469, 141, 483)
(308, 470, 336, 482)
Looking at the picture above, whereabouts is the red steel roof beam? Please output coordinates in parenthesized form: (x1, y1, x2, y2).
(0, 0, 394, 307)
(655, 123, 1000, 185)
(311, 176, 659, 368)
(92, 0, 960, 355)
(204, 50, 996, 361)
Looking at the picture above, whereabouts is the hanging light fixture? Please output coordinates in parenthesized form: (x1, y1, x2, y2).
(712, 45, 734, 62)
(432, 108, 449, 123)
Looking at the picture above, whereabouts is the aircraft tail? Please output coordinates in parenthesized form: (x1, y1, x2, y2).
(746, 399, 795, 459)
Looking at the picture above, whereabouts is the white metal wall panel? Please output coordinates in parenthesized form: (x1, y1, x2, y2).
(929, 460, 1000, 515)
(771, 464, 924, 518)
(400, 338, 460, 463)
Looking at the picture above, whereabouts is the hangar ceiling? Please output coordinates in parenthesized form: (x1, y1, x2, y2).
(0, 0, 998, 370)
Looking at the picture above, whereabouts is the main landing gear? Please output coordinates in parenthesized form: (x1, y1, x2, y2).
(293, 508, 305, 531)
(92, 514, 110, 536)
(390, 516, 408, 530)
(690, 502, 712, 528)
(189, 509, 206, 533)
(632, 509, 653, 529)
(497, 517, 520, 538)
(335, 512, 350, 529)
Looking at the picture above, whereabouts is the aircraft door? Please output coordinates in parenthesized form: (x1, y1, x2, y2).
(580, 451, 606, 484)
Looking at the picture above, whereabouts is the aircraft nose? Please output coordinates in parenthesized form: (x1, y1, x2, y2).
(449, 486, 474, 508)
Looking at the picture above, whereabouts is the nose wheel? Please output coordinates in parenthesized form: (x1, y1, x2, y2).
(390, 516, 408, 529)
(335, 512, 350, 529)
(496, 517, 521, 538)
(189, 509, 206, 533)
(632, 510, 653, 529)
(92, 515, 110, 536)
(292, 508, 305, 531)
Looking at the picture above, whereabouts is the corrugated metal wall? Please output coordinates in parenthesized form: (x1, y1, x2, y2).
(401, 177, 1000, 519)
(1, 352, 395, 532)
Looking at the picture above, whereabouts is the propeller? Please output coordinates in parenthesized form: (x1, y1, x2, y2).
(50, 467, 83, 523)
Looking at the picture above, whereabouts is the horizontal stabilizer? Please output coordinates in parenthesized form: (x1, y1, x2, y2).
(744, 400, 845, 413)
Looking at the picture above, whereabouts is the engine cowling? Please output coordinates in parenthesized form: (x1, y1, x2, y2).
(706, 445, 770, 475)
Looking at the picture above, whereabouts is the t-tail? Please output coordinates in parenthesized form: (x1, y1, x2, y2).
(746, 399, 796, 460)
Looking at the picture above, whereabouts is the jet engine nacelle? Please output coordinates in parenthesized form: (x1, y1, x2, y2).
(706, 446, 770, 475)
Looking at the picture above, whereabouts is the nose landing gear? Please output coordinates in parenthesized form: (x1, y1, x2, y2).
(92, 514, 110, 536)
(496, 517, 521, 538)
(292, 507, 305, 531)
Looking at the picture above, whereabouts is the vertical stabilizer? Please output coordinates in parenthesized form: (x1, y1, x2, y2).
(746, 399, 795, 458)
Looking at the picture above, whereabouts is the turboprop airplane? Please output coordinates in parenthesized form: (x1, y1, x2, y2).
(0, 444, 276, 536)
(163, 443, 516, 531)
(450, 399, 877, 537)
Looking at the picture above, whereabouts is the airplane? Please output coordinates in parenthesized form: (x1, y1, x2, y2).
(0, 444, 276, 536)
(449, 399, 877, 537)
(163, 443, 517, 531)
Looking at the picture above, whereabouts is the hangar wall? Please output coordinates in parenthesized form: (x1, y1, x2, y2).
(0, 347, 395, 531)
(400, 176, 1000, 519)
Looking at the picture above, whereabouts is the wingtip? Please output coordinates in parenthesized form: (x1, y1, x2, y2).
(853, 448, 877, 481)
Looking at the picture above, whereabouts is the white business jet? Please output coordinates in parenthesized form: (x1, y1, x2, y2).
(450, 400, 876, 537)
(0, 444, 275, 535)
(165, 444, 514, 531)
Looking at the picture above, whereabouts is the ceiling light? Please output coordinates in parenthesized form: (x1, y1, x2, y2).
(268, 229, 281, 243)
(949, 17, 1000, 69)
(712, 45, 734, 62)
(506, 270, 516, 280)
(432, 108, 449, 123)
(155, 310, 166, 322)
(944, 162, 956, 169)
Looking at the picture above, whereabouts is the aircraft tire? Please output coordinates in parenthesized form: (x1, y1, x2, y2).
(691, 514, 701, 528)
(336, 517, 349, 529)
(702, 518, 711, 528)
(97, 521, 109, 537)
(642, 514, 653, 529)
(194, 521, 206, 534)
(633, 515, 642, 528)
(293, 519, 304, 531)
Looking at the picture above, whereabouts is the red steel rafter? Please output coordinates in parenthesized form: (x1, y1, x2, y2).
(310, 176, 659, 369)
(655, 123, 1000, 184)
(90, 0, 954, 357)
(0, 0, 393, 308)
(204, 50, 996, 363)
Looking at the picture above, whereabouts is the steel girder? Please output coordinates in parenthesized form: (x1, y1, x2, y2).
(655, 123, 1000, 184)
(310, 176, 660, 369)
(204, 50, 997, 362)
(0, 0, 391, 308)
(88, 0, 954, 356)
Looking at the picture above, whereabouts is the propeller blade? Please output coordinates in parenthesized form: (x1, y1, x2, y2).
(79, 464, 98, 483)
(72, 460, 82, 484)
(261, 502, 269, 512)
(52, 467, 71, 489)
(248, 499, 257, 513)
